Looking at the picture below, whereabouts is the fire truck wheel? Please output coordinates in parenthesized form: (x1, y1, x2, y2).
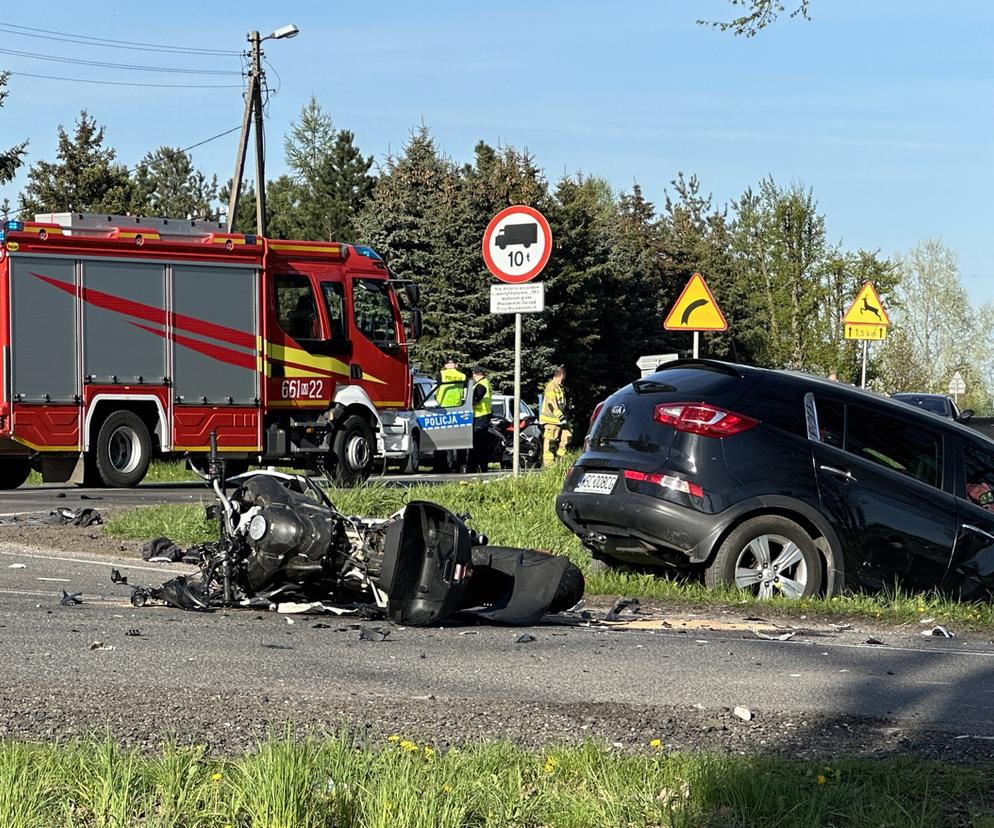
(94, 411, 151, 488)
(0, 458, 31, 489)
(330, 416, 374, 487)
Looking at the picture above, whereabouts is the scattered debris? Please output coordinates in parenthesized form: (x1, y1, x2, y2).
(110, 569, 128, 585)
(60, 590, 83, 606)
(753, 630, 795, 641)
(311, 622, 333, 629)
(7, 563, 26, 569)
(733, 706, 754, 721)
(458, 630, 480, 636)
(919, 617, 935, 625)
(0, 508, 101, 527)
(604, 597, 641, 622)
(830, 622, 852, 631)
(88, 641, 115, 651)
(125, 629, 142, 637)
(921, 625, 955, 638)
(142, 536, 205, 564)
(261, 643, 293, 650)
(515, 633, 537, 644)
(358, 626, 390, 642)
(864, 637, 886, 645)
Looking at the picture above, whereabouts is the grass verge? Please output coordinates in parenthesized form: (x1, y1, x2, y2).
(104, 464, 994, 630)
(0, 734, 989, 828)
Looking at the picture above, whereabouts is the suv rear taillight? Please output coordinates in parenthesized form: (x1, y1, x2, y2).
(624, 469, 704, 498)
(589, 400, 606, 428)
(653, 402, 758, 437)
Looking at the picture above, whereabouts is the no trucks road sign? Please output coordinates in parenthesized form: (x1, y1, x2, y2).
(482, 205, 552, 284)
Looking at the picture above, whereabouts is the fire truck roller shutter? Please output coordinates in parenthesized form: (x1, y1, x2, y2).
(172, 265, 258, 405)
(81, 260, 167, 385)
(10, 256, 78, 402)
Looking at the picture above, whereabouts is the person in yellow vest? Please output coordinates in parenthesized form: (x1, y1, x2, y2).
(469, 366, 493, 472)
(435, 359, 468, 471)
(541, 366, 571, 466)
(437, 359, 466, 408)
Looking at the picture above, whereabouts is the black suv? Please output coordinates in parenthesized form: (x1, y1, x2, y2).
(556, 360, 994, 600)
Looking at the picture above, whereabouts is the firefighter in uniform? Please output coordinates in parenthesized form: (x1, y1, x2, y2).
(541, 366, 571, 466)
(469, 366, 493, 472)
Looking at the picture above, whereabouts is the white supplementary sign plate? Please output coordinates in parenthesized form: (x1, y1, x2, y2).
(574, 472, 618, 495)
(490, 282, 545, 314)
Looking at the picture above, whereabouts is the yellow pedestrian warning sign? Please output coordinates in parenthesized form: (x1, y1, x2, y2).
(663, 273, 728, 331)
(842, 283, 890, 340)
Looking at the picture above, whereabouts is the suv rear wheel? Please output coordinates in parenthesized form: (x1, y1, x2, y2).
(706, 515, 821, 599)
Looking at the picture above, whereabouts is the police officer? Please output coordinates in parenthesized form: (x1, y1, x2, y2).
(541, 366, 571, 466)
(469, 365, 493, 472)
(437, 359, 466, 408)
(436, 359, 468, 471)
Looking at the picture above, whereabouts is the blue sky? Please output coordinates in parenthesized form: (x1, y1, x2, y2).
(2, 1, 993, 301)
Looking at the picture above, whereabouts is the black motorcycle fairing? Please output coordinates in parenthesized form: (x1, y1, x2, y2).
(459, 546, 585, 626)
(379, 501, 474, 626)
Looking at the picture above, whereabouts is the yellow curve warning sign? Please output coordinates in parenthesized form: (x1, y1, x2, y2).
(663, 273, 728, 331)
(842, 283, 890, 340)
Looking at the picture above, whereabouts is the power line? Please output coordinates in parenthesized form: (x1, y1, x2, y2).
(127, 125, 244, 175)
(0, 47, 242, 75)
(7, 71, 242, 89)
(0, 22, 240, 56)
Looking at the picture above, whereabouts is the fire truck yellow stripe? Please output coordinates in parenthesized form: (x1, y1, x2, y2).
(173, 445, 261, 452)
(12, 437, 78, 452)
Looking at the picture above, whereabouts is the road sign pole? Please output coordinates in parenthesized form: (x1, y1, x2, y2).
(513, 312, 522, 478)
(861, 339, 868, 389)
(693, 331, 699, 360)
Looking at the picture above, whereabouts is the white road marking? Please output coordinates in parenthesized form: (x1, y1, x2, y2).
(0, 547, 194, 574)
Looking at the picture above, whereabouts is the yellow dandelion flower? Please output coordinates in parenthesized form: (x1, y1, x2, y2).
(210, 772, 223, 783)
(400, 739, 418, 752)
(385, 801, 394, 812)
(817, 774, 827, 785)
(442, 784, 453, 794)
(543, 756, 558, 774)
(649, 738, 663, 749)
(387, 734, 401, 742)
(423, 746, 435, 759)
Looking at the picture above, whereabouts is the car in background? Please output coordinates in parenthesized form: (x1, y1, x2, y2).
(556, 359, 994, 601)
(891, 392, 973, 422)
(491, 394, 542, 468)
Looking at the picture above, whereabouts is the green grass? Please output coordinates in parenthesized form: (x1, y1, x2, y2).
(27, 459, 201, 487)
(104, 463, 994, 630)
(0, 734, 988, 828)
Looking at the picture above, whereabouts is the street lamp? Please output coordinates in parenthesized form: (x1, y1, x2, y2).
(225, 23, 299, 237)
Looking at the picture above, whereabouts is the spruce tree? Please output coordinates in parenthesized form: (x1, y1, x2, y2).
(18, 111, 139, 216)
(133, 147, 217, 220)
(0, 73, 26, 187)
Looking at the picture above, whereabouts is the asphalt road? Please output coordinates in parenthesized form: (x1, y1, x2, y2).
(0, 469, 509, 514)
(3, 541, 994, 760)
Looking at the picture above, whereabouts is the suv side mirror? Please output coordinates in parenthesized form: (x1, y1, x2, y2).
(407, 308, 423, 340)
(405, 283, 421, 307)
(958, 409, 975, 422)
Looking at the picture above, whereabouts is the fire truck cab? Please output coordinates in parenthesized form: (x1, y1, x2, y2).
(0, 213, 421, 488)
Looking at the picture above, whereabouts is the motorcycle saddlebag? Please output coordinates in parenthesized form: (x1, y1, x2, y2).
(378, 501, 474, 626)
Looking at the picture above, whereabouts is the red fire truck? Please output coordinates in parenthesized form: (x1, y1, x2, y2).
(0, 212, 422, 488)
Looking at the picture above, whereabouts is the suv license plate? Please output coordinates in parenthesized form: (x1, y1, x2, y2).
(575, 472, 618, 494)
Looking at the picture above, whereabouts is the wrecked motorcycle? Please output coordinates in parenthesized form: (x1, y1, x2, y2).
(124, 437, 584, 626)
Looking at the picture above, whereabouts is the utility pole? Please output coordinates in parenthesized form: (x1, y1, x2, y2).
(226, 25, 298, 236)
